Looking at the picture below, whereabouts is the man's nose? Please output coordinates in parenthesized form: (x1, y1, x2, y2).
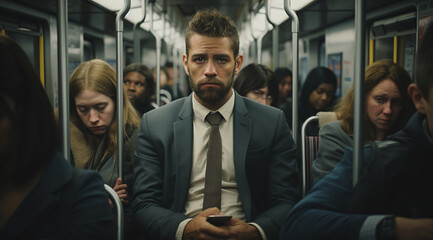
(204, 60, 217, 77)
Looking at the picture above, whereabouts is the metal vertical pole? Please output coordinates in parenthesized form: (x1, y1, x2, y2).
(353, 0, 365, 187)
(172, 45, 178, 98)
(133, 0, 146, 63)
(265, 0, 279, 69)
(150, 2, 161, 106)
(249, 14, 257, 63)
(116, 0, 130, 190)
(284, 0, 299, 145)
(257, 34, 263, 64)
(58, 0, 70, 161)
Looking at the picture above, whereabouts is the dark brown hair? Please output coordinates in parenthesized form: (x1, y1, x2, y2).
(123, 63, 155, 95)
(185, 8, 239, 57)
(336, 59, 415, 141)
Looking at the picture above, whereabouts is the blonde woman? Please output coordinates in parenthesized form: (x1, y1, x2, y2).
(69, 59, 140, 238)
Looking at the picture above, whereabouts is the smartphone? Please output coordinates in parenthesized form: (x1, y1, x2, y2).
(206, 215, 232, 226)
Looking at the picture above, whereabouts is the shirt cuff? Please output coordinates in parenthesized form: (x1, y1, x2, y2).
(176, 218, 193, 240)
(359, 215, 391, 240)
(249, 222, 267, 240)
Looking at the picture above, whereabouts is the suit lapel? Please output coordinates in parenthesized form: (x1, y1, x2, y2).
(173, 95, 194, 211)
(233, 93, 253, 221)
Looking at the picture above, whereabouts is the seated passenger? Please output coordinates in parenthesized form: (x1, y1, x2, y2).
(282, 66, 337, 136)
(233, 63, 279, 107)
(279, 20, 433, 240)
(275, 67, 293, 107)
(0, 35, 112, 239)
(123, 63, 155, 117)
(312, 59, 415, 184)
(68, 59, 141, 239)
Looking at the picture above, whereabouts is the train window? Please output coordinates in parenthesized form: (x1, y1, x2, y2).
(6, 31, 39, 70)
(370, 12, 416, 74)
(373, 37, 393, 61)
(83, 39, 95, 61)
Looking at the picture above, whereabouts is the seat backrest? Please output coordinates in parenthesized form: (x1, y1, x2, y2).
(104, 184, 124, 240)
(301, 116, 319, 197)
(301, 111, 337, 197)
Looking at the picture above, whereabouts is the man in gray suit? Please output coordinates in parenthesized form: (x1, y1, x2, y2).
(131, 8, 299, 240)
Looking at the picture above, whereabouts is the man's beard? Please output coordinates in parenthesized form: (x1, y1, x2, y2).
(188, 67, 235, 105)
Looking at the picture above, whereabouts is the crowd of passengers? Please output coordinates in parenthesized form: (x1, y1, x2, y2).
(1, 8, 433, 240)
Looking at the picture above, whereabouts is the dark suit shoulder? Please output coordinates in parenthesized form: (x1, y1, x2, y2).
(241, 96, 283, 118)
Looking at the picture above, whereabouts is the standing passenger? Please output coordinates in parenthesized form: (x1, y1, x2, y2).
(123, 63, 155, 117)
(0, 35, 113, 239)
(132, 8, 299, 240)
(68, 59, 140, 239)
(233, 63, 279, 107)
(312, 59, 415, 184)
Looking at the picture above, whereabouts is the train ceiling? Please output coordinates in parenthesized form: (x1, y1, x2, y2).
(2, 0, 417, 45)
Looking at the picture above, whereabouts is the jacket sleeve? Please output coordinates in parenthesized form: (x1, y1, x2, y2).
(312, 121, 352, 184)
(66, 170, 114, 240)
(131, 114, 189, 239)
(253, 110, 300, 240)
(279, 147, 369, 240)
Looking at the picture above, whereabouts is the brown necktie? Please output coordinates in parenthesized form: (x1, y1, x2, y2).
(202, 112, 223, 210)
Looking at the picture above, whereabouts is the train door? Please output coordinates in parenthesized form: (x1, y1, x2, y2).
(0, 15, 44, 87)
(369, 12, 417, 77)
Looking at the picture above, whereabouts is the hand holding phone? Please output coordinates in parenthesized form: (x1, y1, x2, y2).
(206, 215, 232, 226)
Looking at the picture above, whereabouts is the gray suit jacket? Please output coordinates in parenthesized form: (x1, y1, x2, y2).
(312, 120, 353, 184)
(131, 92, 299, 240)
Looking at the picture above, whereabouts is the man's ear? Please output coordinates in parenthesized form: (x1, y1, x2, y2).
(182, 53, 189, 76)
(234, 55, 244, 75)
(408, 83, 426, 114)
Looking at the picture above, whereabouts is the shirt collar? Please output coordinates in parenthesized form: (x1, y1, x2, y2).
(192, 89, 235, 123)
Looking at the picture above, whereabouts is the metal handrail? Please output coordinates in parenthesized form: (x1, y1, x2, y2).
(150, 2, 161, 107)
(104, 184, 124, 240)
(301, 116, 319, 197)
(115, 0, 131, 181)
(58, 0, 70, 162)
(265, 0, 279, 69)
(133, 0, 146, 63)
(353, 0, 365, 186)
(284, 0, 299, 146)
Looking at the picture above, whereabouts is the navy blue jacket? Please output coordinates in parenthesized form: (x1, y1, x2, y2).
(0, 152, 114, 240)
(280, 112, 433, 239)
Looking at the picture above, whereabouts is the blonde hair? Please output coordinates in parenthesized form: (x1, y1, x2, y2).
(69, 59, 140, 169)
(335, 59, 415, 142)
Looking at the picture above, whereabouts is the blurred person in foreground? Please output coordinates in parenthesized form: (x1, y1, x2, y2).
(0, 35, 113, 239)
(280, 20, 433, 240)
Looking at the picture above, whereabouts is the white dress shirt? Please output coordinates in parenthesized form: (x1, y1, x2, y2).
(175, 90, 266, 239)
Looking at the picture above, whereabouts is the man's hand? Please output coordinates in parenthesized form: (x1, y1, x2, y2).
(223, 217, 262, 240)
(395, 217, 433, 240)
(183, 208, 230, 240)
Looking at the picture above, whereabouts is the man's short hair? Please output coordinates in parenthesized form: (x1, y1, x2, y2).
(185, 8, 239, 57)
(415, 20, 433, 100)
